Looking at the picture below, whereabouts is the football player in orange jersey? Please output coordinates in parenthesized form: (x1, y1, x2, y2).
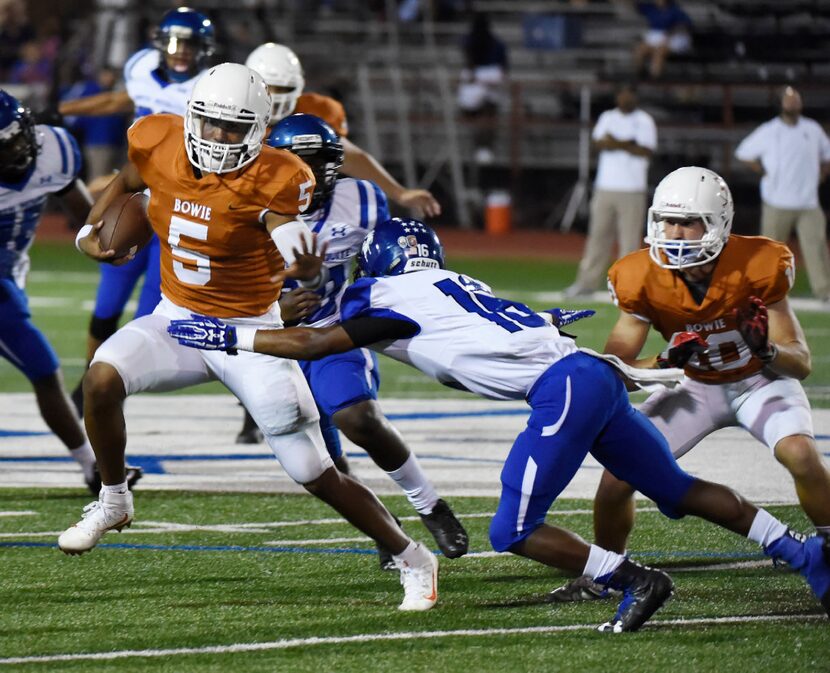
(551, 166, 830, 602)
(59, 63, 439, 612)
(245, 43, 440, 218)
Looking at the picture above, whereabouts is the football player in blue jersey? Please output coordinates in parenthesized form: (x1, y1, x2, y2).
(58, 7, 215, 416)
(169, 218, 830, 631)
(0, 91, 141, 494)
(265, 114, 467, 566)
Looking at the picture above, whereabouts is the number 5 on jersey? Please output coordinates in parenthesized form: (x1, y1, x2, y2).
(169, 215, 211, 285)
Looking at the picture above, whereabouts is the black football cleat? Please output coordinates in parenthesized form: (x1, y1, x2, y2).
(420, 499, 469, 559)
(236, 409, 264, 445)
(548, 575, 621, 603)
(86, 464, 144, 496)
(376, 541, 398, 572)
(376, 514, 404, 572)
(596, 559, 674, 633)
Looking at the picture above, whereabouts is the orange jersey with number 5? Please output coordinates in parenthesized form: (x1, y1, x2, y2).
(295, 92, 348, 137)
(607, 235, 794, 383)
(127, 114, 315, 318)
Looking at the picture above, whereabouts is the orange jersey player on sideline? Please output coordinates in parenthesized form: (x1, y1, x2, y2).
(550, 166, 830, 604)
(59, 63, 440, 613)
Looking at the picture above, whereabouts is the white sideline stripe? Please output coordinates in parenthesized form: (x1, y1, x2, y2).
(0, 508, 632, 540)
(0, 614, 822, 665)
(0, 511, 36, 517)
(0, 507, 669, 540)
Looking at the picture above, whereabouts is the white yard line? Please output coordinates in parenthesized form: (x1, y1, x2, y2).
(0, 613, 823, 665)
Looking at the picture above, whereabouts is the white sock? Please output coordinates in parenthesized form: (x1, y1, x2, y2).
(386, 454, 439, 515)
(101, 481, 128, 495)
(69, 442, 96, 481)
(583, 544, 625, 580)
(392, 540, 430, 568)
(747, 509, 788, 547)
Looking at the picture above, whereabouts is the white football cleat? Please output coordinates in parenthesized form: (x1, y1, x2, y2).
(396, 545, 439, 611)
(58, 490, 134, 555)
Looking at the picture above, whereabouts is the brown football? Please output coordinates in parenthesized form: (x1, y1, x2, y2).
(98, 192, 153, 258)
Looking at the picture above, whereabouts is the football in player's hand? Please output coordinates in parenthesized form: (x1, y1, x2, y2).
(98, 192, 152, 258)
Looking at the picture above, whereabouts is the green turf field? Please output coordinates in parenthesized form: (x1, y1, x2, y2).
(0, 491, 826, 671)
(4, 241, 830, 405)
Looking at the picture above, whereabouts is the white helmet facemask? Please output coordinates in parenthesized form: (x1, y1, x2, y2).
(245, 43, 305, 124)
(644, 166, 734, 270)
(184, 63, 270, 174)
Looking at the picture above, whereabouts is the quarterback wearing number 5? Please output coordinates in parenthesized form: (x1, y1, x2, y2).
(64, 63, 441, 612)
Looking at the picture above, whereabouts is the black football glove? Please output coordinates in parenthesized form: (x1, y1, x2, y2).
(657, 331, 708, 369)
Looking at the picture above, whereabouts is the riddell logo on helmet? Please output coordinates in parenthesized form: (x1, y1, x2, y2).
(663, 202, 686, 208)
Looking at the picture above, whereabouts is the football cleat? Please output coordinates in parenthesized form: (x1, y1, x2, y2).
(85, 464, 143, 496)
(236, 409, 264, 445)
(396, 545, 439, 611)
(548, 575, 622, 603)
(596, 559, 674, 633)
(58, 490, 134, 555)
(376, 541, 397, 572)
(376, 514, 403, 572)
(765, 530, 830, 616)
(419, 499, 469, 559)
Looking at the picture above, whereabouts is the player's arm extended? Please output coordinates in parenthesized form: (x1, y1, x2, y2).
(603, 310, 656, 368)
(340, 137, 441, 218)
(76, 161, 146, 262)
(168, 315, 416, 359)
(59, 90, 134, 117)
(764, 297, 811, 380)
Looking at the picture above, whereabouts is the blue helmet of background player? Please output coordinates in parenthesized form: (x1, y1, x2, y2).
(152, 7, 215, 83)
(0, 90, 37, 182)
(266, 113, 344, 212)
(357, 217, 445, 278)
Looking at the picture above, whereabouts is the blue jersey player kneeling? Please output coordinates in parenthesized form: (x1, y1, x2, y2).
(168, 218, 830, 631)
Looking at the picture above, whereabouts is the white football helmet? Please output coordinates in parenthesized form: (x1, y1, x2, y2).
(184, 63, 271, 174)
(245, 43, 305, 124)
(645, 166, 734, 270)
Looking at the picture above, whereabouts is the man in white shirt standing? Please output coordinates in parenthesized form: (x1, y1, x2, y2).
(565, 83, 657, 297)
(735, 86, 830, 302)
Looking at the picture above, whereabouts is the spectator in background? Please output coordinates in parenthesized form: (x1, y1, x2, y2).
(735, 86, 830, 303)
(564, 83, 656, 298)
(633, 0, 692, 79)
(8, 40, 52, 85)
(0, 0, 34, 79)
(61, 66, 126, 182)
(457, 12, 508, 164)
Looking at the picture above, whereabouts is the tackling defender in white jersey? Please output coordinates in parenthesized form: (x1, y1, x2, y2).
(169, 217, 830, 630)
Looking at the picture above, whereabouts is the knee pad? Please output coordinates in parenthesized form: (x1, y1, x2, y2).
(488, 513, 537, 553)
(89, 314, 121, 341)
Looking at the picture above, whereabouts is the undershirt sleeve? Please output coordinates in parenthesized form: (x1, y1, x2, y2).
(340, 316, 419, 347)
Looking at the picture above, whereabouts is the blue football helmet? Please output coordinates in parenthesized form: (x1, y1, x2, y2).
(266, 113, 343, 212)
(357, 218, 445, 278)
(0, 90, 37, 181)
(152, 7, 215, 82)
